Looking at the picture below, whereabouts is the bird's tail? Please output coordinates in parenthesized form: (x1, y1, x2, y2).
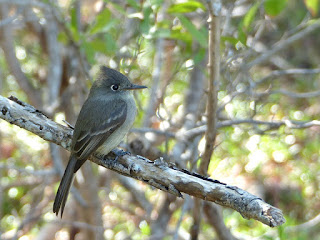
(53, 154, 77, 217)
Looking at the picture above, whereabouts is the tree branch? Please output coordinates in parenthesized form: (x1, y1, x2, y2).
(200, 0, 220, 174)
(245, 19, 320, 69)
(0, 4, 42, 108)
(256, 68, 320, 85)
(271, 89, 320, 98)
(204, 202, 238, 240)
(0, 95, 285, 227)
(181, 119, 320, 141)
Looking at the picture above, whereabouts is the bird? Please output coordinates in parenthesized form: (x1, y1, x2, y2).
(53, 66, 147, 217)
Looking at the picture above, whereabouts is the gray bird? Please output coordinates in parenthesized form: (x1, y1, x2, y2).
(53, 66, 146, 217)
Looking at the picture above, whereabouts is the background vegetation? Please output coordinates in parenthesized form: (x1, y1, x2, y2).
(0, 0, 320, 239)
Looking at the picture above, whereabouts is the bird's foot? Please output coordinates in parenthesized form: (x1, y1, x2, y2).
(112, 149, 131, 161)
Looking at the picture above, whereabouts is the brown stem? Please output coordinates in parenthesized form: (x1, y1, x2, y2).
(199, 2, 220, 175)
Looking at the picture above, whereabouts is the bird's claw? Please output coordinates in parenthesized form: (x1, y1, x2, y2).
(112, 149, 131, 161)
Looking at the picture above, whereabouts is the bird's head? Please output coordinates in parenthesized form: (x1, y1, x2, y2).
(91, 66, 147, 96)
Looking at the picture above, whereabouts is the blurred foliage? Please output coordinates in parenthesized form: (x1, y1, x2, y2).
(0, 0, 320, 239)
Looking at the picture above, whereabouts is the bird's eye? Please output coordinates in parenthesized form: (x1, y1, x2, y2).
(111, 84, 119, 91)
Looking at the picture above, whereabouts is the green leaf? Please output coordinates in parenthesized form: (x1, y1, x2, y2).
(264, 0, 287, 16)
(88, 8, 117, 35)
(242, 2, 260, 30)
(81, 35, 117, 64)
(140, 7, 153, 35)
(304, 0, 319, 16)
(69, 7, 80, 42)
(237, 25, 247, 45)
(168, 1, 205, 13)
(157, 19, 171, 29)
(150, 0, 164, 9)
(109, 2, 128, 15)
(177, 14, 207, 47)
(126, 0, 140, 10)
(105, 34, 117, 54)
(139, 221, 151, 235)
(152, 28, 171, 38)
(221, 36, 239, 46)
(70, 7, 78, 32)
(81, 41, 95, 64)
(170, 28, 193, 44)
(57, 32, 68, 44)
(193, 47, 206, 64)
(89, 39, 108, 54)
(237, 2, 261, 45)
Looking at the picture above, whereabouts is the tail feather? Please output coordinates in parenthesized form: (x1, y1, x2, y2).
(53, 155, 77, 217)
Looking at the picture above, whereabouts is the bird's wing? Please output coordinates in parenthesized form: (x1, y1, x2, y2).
(71, 98, 127, 170)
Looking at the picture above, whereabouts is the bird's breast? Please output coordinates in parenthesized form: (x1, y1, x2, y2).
(97, 94, 137, 156)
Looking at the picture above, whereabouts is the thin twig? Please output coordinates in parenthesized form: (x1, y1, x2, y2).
(170, 63, 206, 166)
(0, 6, 23, 27)
(0, 164, 55, 176)
(44, 9, 62, 113)
(142, 37, 164, 127)
(190, 198, 203, 240)
(204, 202, 238, 240)
(256, 68, 320, 85)
(131, 127, 175, 138)
(246, 19, 320, 69)
(0, 4, 42, 108)
(199, 0, 220, 174)
(142, 2, 168, 128)
(0, 0, 50, 10)
(133, 115, 320, 141)
(287, 213, 320, 232)
(173, 196, 191, 240)
(218, 119, 320, 129)
(181, 119, 320, 140)
(271, 89, 320, 98)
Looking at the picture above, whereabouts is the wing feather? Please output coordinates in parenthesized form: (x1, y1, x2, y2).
(71, 98, 127, 171)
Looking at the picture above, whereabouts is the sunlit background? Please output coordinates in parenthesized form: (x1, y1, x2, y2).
(1, 0, 320, 239)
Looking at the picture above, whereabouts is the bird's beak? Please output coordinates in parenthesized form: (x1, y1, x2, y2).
(124, 84, 147, 90)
